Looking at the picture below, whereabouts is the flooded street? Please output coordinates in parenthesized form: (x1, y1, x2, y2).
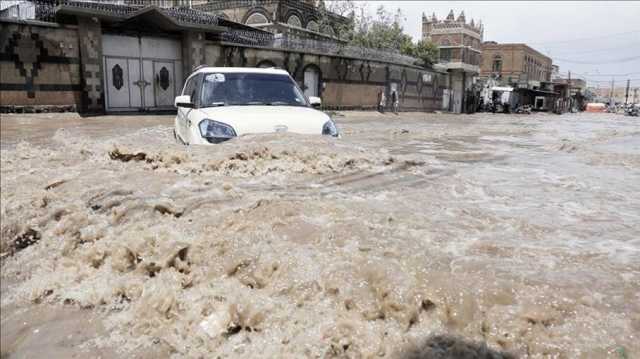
(1, 111, 638, 358)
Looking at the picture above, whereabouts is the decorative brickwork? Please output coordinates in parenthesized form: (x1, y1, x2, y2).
(77, 17, 104, 113)
(0, 21, 81, 109)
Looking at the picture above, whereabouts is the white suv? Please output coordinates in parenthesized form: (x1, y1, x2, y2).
(174, 67, 339, 145)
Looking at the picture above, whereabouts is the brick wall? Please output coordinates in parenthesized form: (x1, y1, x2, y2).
(480, 43, 552, 82)
(0, 20, 82, 110)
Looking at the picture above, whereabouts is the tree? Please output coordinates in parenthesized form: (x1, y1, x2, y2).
(411, 40, 440, 66)
(319, 2, 439, 67)
(348, 6, 409, 52)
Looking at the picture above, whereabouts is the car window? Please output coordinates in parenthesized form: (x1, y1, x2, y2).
(182, 75, 199, 101)
(200, 72, 308, 107)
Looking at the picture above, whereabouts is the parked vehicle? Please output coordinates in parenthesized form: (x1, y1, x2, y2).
(585, 103, 607, 113)
(625, 104, 639, 117)
(174, 67, 338, 145)
(515, 105, 532, 114)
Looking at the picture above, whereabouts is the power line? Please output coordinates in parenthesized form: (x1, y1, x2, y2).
(557, 72, 640, 81)
(567, 71, 640, 77)
(545, 43, 640, 55)
(528, 30, 640, 46)
(554, 55, 640, 64)
(585, 78, 640, 83)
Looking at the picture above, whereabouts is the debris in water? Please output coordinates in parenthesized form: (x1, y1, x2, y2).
(9, 228, 41, 255)
(44, 179, 66, 190)
(109, 148, 148, 162)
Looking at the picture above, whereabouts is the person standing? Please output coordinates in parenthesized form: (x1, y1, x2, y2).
(377, 89, 386, 113)
(391, 90, 399, 114)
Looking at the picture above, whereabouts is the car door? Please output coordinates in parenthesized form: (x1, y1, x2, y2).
(184, 74, 204, 144)
(177, 75, 199, 142)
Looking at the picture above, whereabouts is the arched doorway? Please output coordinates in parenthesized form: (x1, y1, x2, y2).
(303, 65, 320, 98)
(256, 60, 276, 68)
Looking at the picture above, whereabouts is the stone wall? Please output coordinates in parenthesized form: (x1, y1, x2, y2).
(1, 18, 445, 113)
(0, 20, 82, 111)
(204, 43, 446, 111)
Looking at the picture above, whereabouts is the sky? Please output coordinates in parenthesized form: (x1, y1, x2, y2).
(353, 1, 640, 89)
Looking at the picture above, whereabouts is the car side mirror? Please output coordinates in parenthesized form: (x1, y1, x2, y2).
(175, 95, 194, 108)
(309, 96, 322, 108)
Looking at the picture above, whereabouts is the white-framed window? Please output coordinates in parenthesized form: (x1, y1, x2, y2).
(245, 12, 269, 25)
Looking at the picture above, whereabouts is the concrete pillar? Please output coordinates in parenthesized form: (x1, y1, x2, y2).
(182, 31, 205, 79)
(77, 16, 104, 113)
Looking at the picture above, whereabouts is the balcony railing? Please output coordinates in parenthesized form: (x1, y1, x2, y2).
(220, 32, 420, 66)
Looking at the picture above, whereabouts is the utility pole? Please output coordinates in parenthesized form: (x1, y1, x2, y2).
(625, 79, 630, 105)
(634, 88, 639, 104)
(610, 77, 615, 105)
(567, 71, 571, 111)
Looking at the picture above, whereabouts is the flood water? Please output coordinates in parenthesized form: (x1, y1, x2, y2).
(1, 111, 638, 358)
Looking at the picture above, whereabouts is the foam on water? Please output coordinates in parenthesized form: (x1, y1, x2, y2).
(1, 112, 639, 358)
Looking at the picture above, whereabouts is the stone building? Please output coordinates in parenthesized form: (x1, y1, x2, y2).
(192, 0, 349, 42)
(422, 10, 483, 113)
(1, 1, 445, 114)
(480, 42, 552, 87)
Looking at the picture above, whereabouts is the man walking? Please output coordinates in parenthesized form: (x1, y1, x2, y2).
(391, 90, 399, 114)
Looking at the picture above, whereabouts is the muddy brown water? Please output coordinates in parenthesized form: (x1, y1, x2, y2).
(1, 111, 638, 358)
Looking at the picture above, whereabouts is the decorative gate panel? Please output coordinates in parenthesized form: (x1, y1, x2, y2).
(154, 61, 175, 108)
(103, 35, 182, 112)
(105, 57, 131, 109)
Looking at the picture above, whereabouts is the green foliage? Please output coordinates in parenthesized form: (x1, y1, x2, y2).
(411, 40, 440, 66)
(319, 2, 438, 68)
(347, 6, 408, 52)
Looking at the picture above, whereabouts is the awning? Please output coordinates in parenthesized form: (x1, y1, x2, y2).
(55, 4, 227, 32)
(515, 88, 559, 96)
(53, 2, 270, 34)
(491, 86, 513, 92)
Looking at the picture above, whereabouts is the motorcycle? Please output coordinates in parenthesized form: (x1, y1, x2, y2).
(625, 104, 639, 117)
(515, 105, 532, 114)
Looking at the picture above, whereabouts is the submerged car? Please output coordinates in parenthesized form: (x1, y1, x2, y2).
(174, 67, 339, 145)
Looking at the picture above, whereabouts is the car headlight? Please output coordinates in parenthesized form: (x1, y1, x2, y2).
(322, 120, 339, 137)
(198, 119, 237, 143)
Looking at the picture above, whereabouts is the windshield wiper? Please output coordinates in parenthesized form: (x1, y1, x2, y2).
(226, 101, 266, 106)
(208, 102, 225, 107)
(265, 101, 294, 106)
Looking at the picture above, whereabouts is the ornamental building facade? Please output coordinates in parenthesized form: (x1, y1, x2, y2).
(422, 10, 483, 113)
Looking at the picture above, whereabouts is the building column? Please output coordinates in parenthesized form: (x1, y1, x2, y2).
(461, 71, 467, 113)
(77, 16, 104, 113)
(182, 31, 205, 79)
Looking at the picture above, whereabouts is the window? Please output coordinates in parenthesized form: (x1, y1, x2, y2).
(492, 55, 502, 73)
(182, 74, 200, 102)
(200, 72, 307, 107)
(245, 12, 269, 25)
(440, 48, 452, 62)
(307, 20, 319, 32)
(287, 15, 302, 27)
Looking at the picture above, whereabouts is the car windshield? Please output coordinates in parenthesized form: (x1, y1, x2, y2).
(200, 72, 308, 107)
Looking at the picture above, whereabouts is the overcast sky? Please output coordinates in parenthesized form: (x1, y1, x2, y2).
(354, 1, 640, 89)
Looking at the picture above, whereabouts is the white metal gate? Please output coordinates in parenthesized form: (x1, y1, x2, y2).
(103, 35, 183, 112)
(303, 67, 319, 98)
